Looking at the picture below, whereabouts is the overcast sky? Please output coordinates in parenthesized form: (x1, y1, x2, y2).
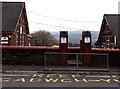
(1, 0, 120, 33)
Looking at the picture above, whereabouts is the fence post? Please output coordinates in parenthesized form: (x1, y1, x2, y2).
(76, 54, 79, 70)
(44, 52, 47, 70)
(107, 54, 109, 71)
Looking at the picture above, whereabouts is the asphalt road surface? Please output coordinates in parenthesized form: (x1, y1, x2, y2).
(1, 73, 120, 88)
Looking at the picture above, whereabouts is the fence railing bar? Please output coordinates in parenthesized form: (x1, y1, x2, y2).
(107, 55, 109, 71)
(45, 52, 108, 56)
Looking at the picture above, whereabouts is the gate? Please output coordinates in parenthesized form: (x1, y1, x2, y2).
(45, 52, 109, 71)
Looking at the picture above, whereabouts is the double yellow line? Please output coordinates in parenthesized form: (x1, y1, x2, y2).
(1, 74, 31, 77)
(85, 75, 111, 78)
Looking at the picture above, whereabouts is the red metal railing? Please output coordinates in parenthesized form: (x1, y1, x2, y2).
(0, 46, 120, 52)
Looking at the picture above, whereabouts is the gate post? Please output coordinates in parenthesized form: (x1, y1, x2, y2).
(80, 31, 92, 64)
(59, 31, 68, 65)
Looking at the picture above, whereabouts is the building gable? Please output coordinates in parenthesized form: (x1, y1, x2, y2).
(96, 14, 120, 48)
(1, 2, 30, 46)
(2, 2, 24, 34)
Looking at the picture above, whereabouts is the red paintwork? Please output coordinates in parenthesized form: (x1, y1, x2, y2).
(1, 34, 10, 36)
(102, 35, 113, 38)
(80, 40, 92, 64)
(8, 38, 12, 46)
(0, 46, 120, 52)
(60, 43, 68, 65)
(101, 30, 110, 33)
(0, 46, 59, 50)
(92, 48, 120, 52)
(20, 18, 25, 23)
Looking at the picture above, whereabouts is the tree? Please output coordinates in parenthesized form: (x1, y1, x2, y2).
(31, 30, 57, 46)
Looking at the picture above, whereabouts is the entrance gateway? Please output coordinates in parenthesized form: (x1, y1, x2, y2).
(45, 31, 109, 71)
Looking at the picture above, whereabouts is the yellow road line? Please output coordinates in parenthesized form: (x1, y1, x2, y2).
(1, 74, 31, 76)
(86, 76, 111, 78)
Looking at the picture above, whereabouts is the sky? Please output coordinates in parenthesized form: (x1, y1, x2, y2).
(1, 0, 120, 33)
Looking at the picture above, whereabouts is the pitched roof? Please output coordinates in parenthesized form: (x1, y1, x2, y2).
(104, 14, 120, 38)
(96, 14, 120, 47)
(2, 2, 25, 34)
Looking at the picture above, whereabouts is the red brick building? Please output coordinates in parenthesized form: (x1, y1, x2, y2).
(1, 2, 30, 46)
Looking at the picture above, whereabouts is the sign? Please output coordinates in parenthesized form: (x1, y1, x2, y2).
(84, 37, 90, 43)
(1, 41, 8, 44)
(1, 37, 9, 44)
(1, 37, 8, 41)
(61, 37, 66, 43)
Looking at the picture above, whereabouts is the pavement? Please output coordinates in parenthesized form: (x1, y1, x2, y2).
(1, 65, 120, 75)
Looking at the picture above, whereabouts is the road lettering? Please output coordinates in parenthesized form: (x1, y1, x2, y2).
(1, 74, 120, 84)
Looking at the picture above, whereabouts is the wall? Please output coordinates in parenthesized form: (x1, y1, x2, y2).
(1, 47, 120, 67)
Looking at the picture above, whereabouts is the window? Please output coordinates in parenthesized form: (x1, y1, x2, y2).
(16, 33, 18, 46)
(20, 26, 23, 46)
(20, 26, 23, 34)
